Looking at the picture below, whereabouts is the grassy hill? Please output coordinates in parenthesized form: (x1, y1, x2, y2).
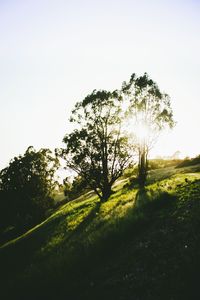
(1, 165, 200, 300)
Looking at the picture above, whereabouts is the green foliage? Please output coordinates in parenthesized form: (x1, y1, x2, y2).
(122, 72, 175, 130)
(0, 146, 59, 231)
(122, 73, 175, 187)
(63, 175, 89, 200)
(61, 89, 134, 201)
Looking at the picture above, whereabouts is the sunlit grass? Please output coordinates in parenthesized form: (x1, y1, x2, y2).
(1, 165, 200, 299)
(2, 168, 200, 254)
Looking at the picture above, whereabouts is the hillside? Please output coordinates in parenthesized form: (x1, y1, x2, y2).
(1, 165, 200, 300)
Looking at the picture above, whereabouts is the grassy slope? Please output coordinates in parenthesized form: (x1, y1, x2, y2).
(1, 166, 200, 299)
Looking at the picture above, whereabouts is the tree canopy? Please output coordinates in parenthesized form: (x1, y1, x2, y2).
(0, 146, 59, 230)
(61, 73, 174, 198)
(122, 73, 175, 187)
(61, 89, 135, 201)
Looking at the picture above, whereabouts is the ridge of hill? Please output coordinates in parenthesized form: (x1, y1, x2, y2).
(1, 165, 200, 300)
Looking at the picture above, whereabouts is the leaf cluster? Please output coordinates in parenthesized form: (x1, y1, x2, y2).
(122, 72, 175, 131)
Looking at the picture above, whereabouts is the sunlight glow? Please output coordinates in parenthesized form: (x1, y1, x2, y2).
(124, 116, 153, 150)
(134, 122, 150, 142)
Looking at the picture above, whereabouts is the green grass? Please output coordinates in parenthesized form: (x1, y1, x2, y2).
(1, 166, 200, 299)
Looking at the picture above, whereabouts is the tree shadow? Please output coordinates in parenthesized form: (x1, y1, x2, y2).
(135, 187, 177, 216)
(135, 188, 150, 208)
(72, 200, 101, 236)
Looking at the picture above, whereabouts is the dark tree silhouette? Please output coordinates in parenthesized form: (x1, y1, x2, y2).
(0, 146, 59, 230)
(122, 73, 175, 188)
(61, 90, 134, 201)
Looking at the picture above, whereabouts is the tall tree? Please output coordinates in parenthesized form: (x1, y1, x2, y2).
(61, 90, 134, 201)
(0, 146, 59, 229)
(122, 73, 175, 188)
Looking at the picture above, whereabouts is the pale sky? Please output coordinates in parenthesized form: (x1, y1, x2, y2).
(0, 0, 200, 170)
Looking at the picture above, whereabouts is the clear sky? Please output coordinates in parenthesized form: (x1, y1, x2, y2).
(0, 0, 200, 170)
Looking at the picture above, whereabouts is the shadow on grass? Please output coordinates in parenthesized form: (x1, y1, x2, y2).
(67, 200, 101, 237)
(135, 188, 150, 208)
(0, 188, 178, 300)
(135, 188, 176, 210)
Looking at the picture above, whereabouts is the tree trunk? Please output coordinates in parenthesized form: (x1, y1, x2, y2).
(138, 145, 148, 189)
(101, 184, 112, 202)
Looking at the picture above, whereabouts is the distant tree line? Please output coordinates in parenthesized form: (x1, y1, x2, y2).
(176, 155, 200, 168)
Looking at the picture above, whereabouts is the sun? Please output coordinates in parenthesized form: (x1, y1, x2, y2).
(123, 116, 152, 145)
(135, 122, 150, 142)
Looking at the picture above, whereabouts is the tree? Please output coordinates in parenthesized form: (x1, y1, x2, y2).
(122, 73, 175, 188)
(0, 146, 59, 230)
(61, 90, 134, 201)
(63, 175, 89, 200)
